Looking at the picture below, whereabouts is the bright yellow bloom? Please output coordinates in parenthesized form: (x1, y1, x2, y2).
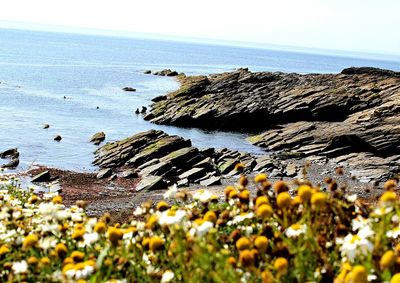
(145, 215, 159, 230)
(224, 186, 235, 197)
(391, 273, 400, 283)
(239, 249, 254, 267)
(256, 204, 273, 220)
(254, 236, 268, 252)
(156, 201, 169, 211)
(229, 190, 238, 199)
(94, 222, 107, 233)
(204, 211, 217, 223)
(236, 237, 251, 251)
(28, 256, 38, 265)
(238, 190, 250, 202)
(0, 245, 10, 255)
(71, 251, 85, 263)
(380, 191, 397, 203)
(28, 194, 39, 204)
(254, 173, 267, 183)
(384, 179, 397, 191)
(277, 192, 291, 209)
(311, 192, 326, 208)
(380, 250, 395, 270)
(108, 227, 123, 245)
(298, 185, 312, 203)
(239, 175, 248, 187)
(274, 257, 288, 274)
(261, 270, 274, 283)
(55, 243, 68, 258)
(235, 163, 245, 172)
(255, 196, 269, 207)
(149, 236, 164, 252)
(273, 181, 288, 194)
(348, 265, 368, 283)
(23, 234, 39, 249)
(52, 195, 63, 204)
(62, 263, 75, 273)
(40, 257, 51, 266)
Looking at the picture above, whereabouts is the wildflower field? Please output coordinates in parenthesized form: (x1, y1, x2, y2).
(1, 173, 400, 283)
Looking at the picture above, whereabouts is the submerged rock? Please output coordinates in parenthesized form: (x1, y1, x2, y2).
(90, 132, 106, 145)
(122, 87, 136, 92)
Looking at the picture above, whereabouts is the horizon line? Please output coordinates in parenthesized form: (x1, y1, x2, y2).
(1, 21, 400, 62)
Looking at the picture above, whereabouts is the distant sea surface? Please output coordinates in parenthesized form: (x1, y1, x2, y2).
(0, 28, 399, 171)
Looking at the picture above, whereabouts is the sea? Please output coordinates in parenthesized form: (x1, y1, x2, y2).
(0, 28, 399, 171)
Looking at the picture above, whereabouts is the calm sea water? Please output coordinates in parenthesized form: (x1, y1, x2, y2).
(0, 28, 399, 171)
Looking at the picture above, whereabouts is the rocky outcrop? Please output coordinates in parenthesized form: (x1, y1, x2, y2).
(93, 130, 278, 188)
(0, 148, 19, 169)
(90, 132, 106, 146)
(144, 67, 400, 182)
(153, 69, 179, 77)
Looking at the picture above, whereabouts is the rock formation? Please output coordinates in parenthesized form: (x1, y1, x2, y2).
(144, 67, 400, 182)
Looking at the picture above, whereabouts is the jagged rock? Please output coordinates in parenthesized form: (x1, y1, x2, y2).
(120, 169, 139, 179)
(1, 158, 19, 169)
(122, 87, 136, 92)
(31, 171, 51, 182)
(0, 148, 18, 159)
(178, 167, 207, 183)
(97, 168, 113, 179)
(285, 163, 297, 177)
(136, 175, 166, 191)
(90, 132, 106, 145)
(200, 176, 222, 186)
(153, 69, 179, 76)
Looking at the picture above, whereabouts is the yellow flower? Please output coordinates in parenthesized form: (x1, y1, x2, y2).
(277, 192, 291, 209)
(349, 265, 368, 283)
(298, 185, 312, 203)
(108, 227, 123, 245)
(254, 173, 267, 183)
(227, 256, 236, 266)
(94, 222, 107, 233)
(28, 194, 39, 204)
(55, 243, 68, 258)
(274, 257, 288, 274)
(62, 263, 75, 273)
(238, 190, 250, 202)
(149, 236, 164, 252)
(256, 204, 273, 220)
(224, 186, 235, 197)
(391, 273, 400, 283)
(239, 249, 255, 267)
(384, 179, 397, 191)
(27, 256, 38, 265)
(0, 245, 10, 255)
(255, 196, 269, 207)
(52, 195, 63, 204)
(239, 175, 248, 187)
(23, 234, 38, 249)
(229, 190, 238, 199)
(311, 192, 326, 208)
(380, 250, 395, 270)
(261, 270, 274, 283)
(380, 191, 397, 203)
(234, 163, 245, 172)
(40, 257, 51, 266)
(145, 215, 159, 230)
(254, 236, 268, 252)
(236, 237, 251, 251)
(156, 201, 169, 211)
(63, 257, 74, 265)
(273, 181, 288, 194)
(203, 211, 217, 223)
(71, 251, 85, 263)
(72, 226, 86, 240)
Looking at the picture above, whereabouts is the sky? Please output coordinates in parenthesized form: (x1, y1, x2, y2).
(0, 0, 399, 56)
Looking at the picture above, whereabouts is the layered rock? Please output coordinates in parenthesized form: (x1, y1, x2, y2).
(144, 67, 400, 182)
(93, 130, 280, 189)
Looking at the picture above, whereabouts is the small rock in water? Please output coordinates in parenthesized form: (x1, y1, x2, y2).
(43, 124, 50, 129)
(54, 135, 62, 142)
(1, 158, 19, 169)
(144, 70, 151, 74)
(135, 108, 140, 114)
(90, 132, 106, 145)
(141, 106, 147, 113)
(0, 148, 19, 159)
(122, 87, 136, 92)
